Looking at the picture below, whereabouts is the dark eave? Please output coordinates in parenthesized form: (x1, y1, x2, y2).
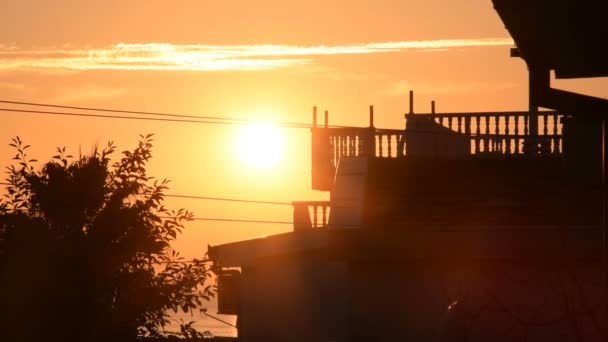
(208, 229, 327, 267)
(493, 0, 608, 79)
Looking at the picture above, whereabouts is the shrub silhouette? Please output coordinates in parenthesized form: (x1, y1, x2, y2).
(0, 135, 213, 341)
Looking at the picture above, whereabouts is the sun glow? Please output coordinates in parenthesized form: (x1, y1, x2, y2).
(237, 122, 284, 169)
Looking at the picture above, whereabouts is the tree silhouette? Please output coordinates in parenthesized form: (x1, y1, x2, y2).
(0, 135, 214, 341)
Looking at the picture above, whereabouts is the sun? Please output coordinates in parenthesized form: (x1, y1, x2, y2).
(237, 122, 284, 169)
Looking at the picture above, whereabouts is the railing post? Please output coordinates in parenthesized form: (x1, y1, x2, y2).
(322, 206, 327, 226)
(311, 109, 334, 191)
(526, 67, 549, 154)
(292, 201, 330, 230)
(292, 202, 312, 231)
(409, 90, 414, 115)
(475, 116, 481, 153)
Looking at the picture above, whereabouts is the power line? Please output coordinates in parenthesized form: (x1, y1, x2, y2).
(0, 99, 243, 122)
(0, 208, 294, 225)
(0, 107, 311, 129)
(0, 105, 565, 138)
(0, 205, 601, 230)
(0, 101, 321, 129)
(203, 312, 237, 328)
(163, 194, 292, 206)
(0, 98, 426, 132)
(181, 217, 293, 225)
(2, 99, 557, 137)
(0, 99, 365, 129)
(0, 183, 293, 206)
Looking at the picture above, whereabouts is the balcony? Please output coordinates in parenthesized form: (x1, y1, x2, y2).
(292, 201, 330, 231)
(312, 110, 564, 191)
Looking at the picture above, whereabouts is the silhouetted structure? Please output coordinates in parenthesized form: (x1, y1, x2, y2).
(209, 1, 608, 341)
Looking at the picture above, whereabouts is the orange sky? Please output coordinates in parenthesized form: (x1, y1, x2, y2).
(1, 0, 607, 260)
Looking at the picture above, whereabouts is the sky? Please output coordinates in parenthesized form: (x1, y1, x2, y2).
(2, 0, 608, 270)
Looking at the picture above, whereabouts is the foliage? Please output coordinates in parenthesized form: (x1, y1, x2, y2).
(0, 135, 214, 341)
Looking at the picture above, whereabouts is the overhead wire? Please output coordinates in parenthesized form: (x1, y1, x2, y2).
(162, 194, 291, 206)
(0, 100, 569, 227)
(0, 107, 311, 128)
(0, 98, 531, 135)
(162, 216, 293, 225)
(0, 99, 335, 129)
(0, 105, 546, 137)
(0, 182, 293, 206)
(0, 99, 244, 122)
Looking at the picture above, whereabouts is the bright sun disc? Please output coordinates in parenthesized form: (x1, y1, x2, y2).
(237, 122, 284, 169)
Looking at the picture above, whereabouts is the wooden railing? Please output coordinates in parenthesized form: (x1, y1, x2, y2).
(292, 201, 331, 231)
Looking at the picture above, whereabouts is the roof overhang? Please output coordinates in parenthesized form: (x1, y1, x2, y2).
(208, 229, 328, 267)
(493, 0, 608, 79)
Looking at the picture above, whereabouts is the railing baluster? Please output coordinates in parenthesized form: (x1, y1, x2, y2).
(485, 116, 490, 135)
(514, 115, 519, 153)
(347, 136, 352, 156)
(336, 136, 340, 160)
(346, 136, 350, 157)
(319, 112, 562, 173)
(553, 114, 559, 154)
(542, 114, 549, 153)
(322, 206, 327, 226)
(475, 116, 481, 153)
(345, 136, 349, 156)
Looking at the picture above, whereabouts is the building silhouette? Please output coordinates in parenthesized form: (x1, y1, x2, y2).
(209, 1, 608, 340)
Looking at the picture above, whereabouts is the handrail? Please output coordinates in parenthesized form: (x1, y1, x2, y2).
(420, 111, 563, 155)
(311, 111, 565, 190)
(292, 201, 331, 231)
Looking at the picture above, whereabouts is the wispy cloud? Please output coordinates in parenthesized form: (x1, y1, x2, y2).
(0, 38, 513, 72)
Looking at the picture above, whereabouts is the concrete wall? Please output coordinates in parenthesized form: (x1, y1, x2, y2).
(238, 252, 349, 342)
(348, 261, 607, 342)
